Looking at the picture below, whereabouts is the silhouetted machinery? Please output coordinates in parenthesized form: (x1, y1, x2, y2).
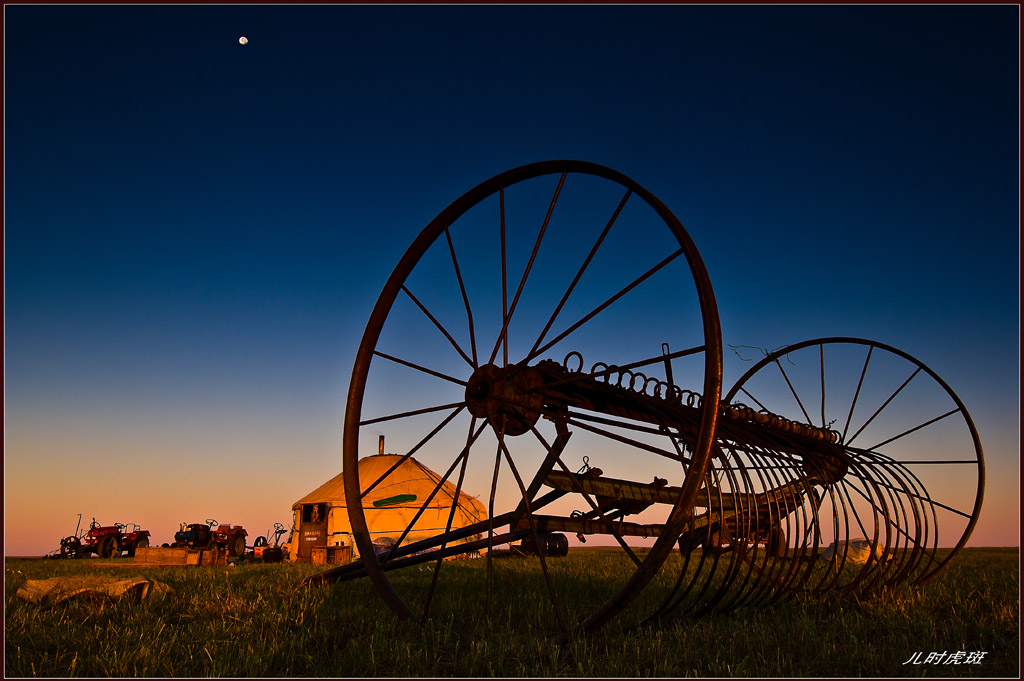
(173, 518, 247, 557)
(303, 161, 984, 639)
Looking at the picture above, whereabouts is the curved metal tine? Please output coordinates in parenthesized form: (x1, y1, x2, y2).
(443, 225, 479, 368)
(840, 456, 904, 595)
(747, 446, 804, 605)
(691, 464, 732, 612)
(842, 345, 873, 444)
(487, 172, 567, 367)
(713, 445, 762, 611)
(845, 457, 972, 520)
(846, 367, 923, 448)
(372, 350, 468, 387)
(704, 452, 757, 614)
(528, 246, 687, 363)
(422, 416, 478, 620)
(647, 470, 723, 622)
(870, 456, 931, 590)
(722, 444, 788, 612)
(861, 454, 923, 590)
(840, 468, 917, 591)
(496, 430, 570, 635)
(717, 446, 774, 611)
(810, 477, 854, 595)
(761, 446, 808, 603)
(773, 357, 813, 426)
(360, 406, 465, 499)
(529, 423, 642, 567)
(379, 420, 488, 566)
(830, 469, 884, 590)
(684, 450, 740, 616)
(528, 187, 632, 360)
(863, 450, 944, 583)
(401, 284, 475, 369)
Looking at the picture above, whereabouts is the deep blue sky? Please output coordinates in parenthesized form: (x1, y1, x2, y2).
(5, 5, 1019, 553)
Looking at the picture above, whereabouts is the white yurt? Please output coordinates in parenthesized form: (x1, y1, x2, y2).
(289, 453, 487, 563)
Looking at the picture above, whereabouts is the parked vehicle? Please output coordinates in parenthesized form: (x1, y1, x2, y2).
(252, 522, 289, 562)
(172, 518, 247, 557)
(57, 515, 151, 558)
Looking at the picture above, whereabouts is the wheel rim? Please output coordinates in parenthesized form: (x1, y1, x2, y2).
(658, 336, 983, 614)
(343, 160, 722, 636)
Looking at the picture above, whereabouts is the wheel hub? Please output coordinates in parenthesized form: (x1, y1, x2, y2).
(465, 363, 544, 436)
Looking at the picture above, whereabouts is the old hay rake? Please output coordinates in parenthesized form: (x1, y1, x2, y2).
(304, 160, 984, 638)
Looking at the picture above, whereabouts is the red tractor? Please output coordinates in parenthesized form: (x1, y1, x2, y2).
(59, 516, 151, 558)
(172, 518, 247, 557)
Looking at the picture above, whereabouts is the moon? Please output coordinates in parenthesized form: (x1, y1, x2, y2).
(238, 36, 248, 45)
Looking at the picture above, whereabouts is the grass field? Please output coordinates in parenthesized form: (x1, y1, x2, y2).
(4, 547, 1018, 677)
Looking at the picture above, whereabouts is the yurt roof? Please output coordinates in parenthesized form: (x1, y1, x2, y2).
(291, 454, 484, 513)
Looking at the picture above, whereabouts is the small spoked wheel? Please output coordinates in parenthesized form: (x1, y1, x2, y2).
(721, 337, 984, 593)
(100, 535, 120, 559)
(343, 160, 723, 637)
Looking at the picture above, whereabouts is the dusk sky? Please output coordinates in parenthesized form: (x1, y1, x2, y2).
(5, 5, 1019, 556)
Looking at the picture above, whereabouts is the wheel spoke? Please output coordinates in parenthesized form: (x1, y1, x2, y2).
(863, 407, 961, 451)
(444, 226, 479, 368)
(528, 187, 632, 359)
(773, 358, 813, 426)
(496, 428, 569, 635)
(842, 345, 873, 444)
(372, 350, 468, 387)
(819, 344, 826, 429)
(422, 417, 477, 620)
(380, 419, 488, 564)
(499, 186, 508, 368)
(846, 367, 922, 447)
(359, 401, 465, 427)
(360, 406, 465, 498)
(485, 429, 504, 618)
(737, 386, 770, 413)
(488, 172, 567, 366)
(529, 247, 687, 362)
(401, 284, 474, 369)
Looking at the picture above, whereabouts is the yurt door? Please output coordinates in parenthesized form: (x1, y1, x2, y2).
(298, 503, 327, 562)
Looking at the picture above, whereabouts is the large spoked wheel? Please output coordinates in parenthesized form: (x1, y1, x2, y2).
(722, 337, 984, 592)
(344, 160, 723, 637)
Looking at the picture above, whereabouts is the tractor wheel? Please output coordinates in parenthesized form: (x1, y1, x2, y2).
(129, 535, 150, 557)
(253, 536, 268, 548)
(60, 536, 81, 558)
(229, 533, 246, 557)
(100, 535, 121, 559)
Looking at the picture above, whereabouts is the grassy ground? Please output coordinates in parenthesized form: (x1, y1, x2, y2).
(4, 547, 1018, 677)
